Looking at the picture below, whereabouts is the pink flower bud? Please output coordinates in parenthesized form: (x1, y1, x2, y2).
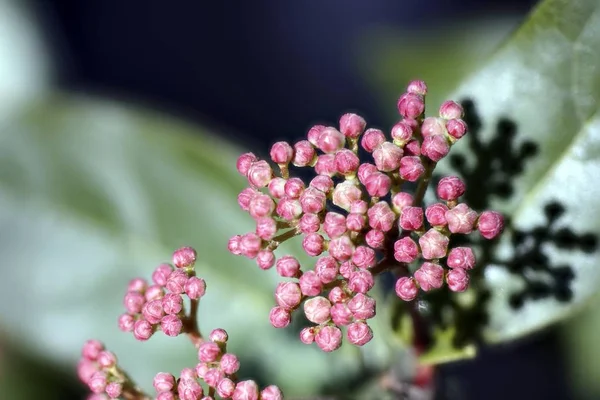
(196, 362, 209, 379)
(247, 160, 273, 188)
(152, 263, 173, 286)
(398, 92, 425, 118)
(365, 229, 385, 249)
(302, 233, 325, 257)
(419, 229, 450, 260)
(237, 187, 258, 211)
(395, 277, 418, 301)
(445, 203, 478, 234)
(361, 128, 385, 152)
(298, 213, 321, 234)
(310, 175, 334, 193)
(217, 378, 236, 398)
(357, 162, 378, 184)
(329, 235, 355, 261)
(232, 380, 259, 400)
(339, 113, 366, 138)
(332, 181, 362, 211)
(304, 296, 332, 324)
(236, 153, 257, 176)
(145, 284, 165, 301)
(414, 262, 444, 291)
(256, 250, 276, 270)
(133, 319, 153, 341)
(347, 322, 373, 346)
(270, 141, 294, 164)
(300, 187, 326, 214)
(249, 194, 275, 219)
(315, 256, 339, 284)
(173, 246, 197, 269)
(399, 156, 425, 182)
(124, 291, 146, 314)
(364, 172, 392, 197)
(390, 121, 413, 146)
(352, 246, 376, 269)
(154, 372, 176, 393)
(82, 340, 104, 361)
(317, 127, 346, 153)
(437, 176, 466, 201)
(209, 328, 228, 343)
(350, 199, 369, 214)
(276, 197, 302, 221)
(198, 341, 221, 363)
(161, 315, 183, 337)
(97, 350, 117, 368)
(315, 326, 343, 352)
(447, 118, 467, 139)
(187, 277, 207, 300)
(204, 367, 224, 387)
(323, 212, 347, 239)
(348, 270, 375, 294)
(220, 353, 240, 375)
(394, 237, 419, 263)
(162, 293, 183, 315)
(330, 302, 353, 326)
(255, 217, 277, 240)
(77, 359, 97, 384)
(425, 203, 449, 226)
(392, 192, 414, 212)
(118, 314, 135, 332)
(106, 382, 122, 398)
(299, 270, 323, 296)
(269, 306, 291, 328)
(421, 117, 447, 137)
(315, 155, 337, 179)
(446, 268, 469, 292)
(334, 149, 360, 176)
(178, 378, 204, 400)
(127, 278, 147, 293)
(368, 201, 396, 232)
(300, 327, 316, 344)
(421, 135, 450, 162)
(307, 125, 326, 146)
(346, 213, 366, 231)
(88, 371, 108, 394)
(180, 368, 196, 380)
(284, 178, 305, 199)
(373, 142, 403, 172)
(447, 247, 476, 270)
(268, 177, 286, 199)
(143, 299, 165, 324)
(407, 80, 427, 95)
(439, 100, 464, 120)
(477, 211, 504, 239)
(228, 235, 242, 255)
(275, 282, 302, 310)
(239, 233, 263, 258)
(404, 139, 421, 156)
(328, 286, 348, 303)
(399, 206, 423, 231)
(166, 270, 189, 294)
(261, 385, 284, 400)
(276, 255, 301, 278)
(293, 140, 316, 167)
(339, 261, 355, 279)
(347, 293, 376, 320)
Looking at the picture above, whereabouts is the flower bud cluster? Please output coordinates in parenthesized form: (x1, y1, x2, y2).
(230, 80, 504, 352)
(117, 247, 206, 341)
(77, 340, 132, 399)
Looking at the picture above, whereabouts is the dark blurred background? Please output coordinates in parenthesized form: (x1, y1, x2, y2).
(6, 0, 578, 399)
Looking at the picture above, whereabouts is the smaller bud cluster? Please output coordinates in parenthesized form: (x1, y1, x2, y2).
(117, 247, 206, 341)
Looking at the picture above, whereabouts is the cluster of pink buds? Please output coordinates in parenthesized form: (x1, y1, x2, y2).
(229, 80, 504, 352)
(79, 247, 282, 399)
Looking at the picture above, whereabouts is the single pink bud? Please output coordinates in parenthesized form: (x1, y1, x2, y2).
(477, 211, 504, 239)
(161, 315, 183, 337)
(365, 229, 385, 249)
(330, 302, 353, 326)
(298, 213, 321, 234)
(414, 262, 444, 291)
(446, 118, 467, 139)
(421, 135, 450, 162)
(249, 194, 275, 219)
(329, 235, 355, 261)
(397, 92, 425, 118)
(350, 199, 369, 214)
(162, 293, 183, 315)
(293, 140, 316, 167)
(299, 187, 326, 214)
(88, 371, 108, 394)
(236, 153, 257, 176)
(399, 156, 425, 182)
(315, 326, 343, 352)
(220, 353, 240, 375)
(404, 139, 421, 156)
(239, 233, 263, 258)
(275, 197, 302, 221)
(348, 270, 375, 294)
(447, 247, 476, 270)
(334, 148, 360, 176)
(143, 299, 165, 324)
(267, 177, 286, 199)
(154, 372, 176, 393)
(419, 229, 450, 260)
(425, 203, 449, 226)
(347, 293, 376, 320)
(77, 359, 98, 384)
(198, 341, 221, 363)
(204, 367, 225, 387)
(302, 233, 325, 257)
(209, 328, 228, 343)
(339, 261, 355, 279)
(328, 286, 348, 303)
(97, 350, 117, 368)
(368, 201, 396, 232)
(317, 127, 346, 153)
(399, 206, 424, 231)
(445, 203, 478, 234)
(180, 368, 196, 380)
(276, 255, 301, 278)
(237, 187, 259, 211)
(284, 178, 305, 199)
(232, 380, 260, 400)
(106, 382, 122, 398)
(228, 235, 242, 255)
(315, 256, 339, 284)
(247, 160, 273, 188)
(339, 113, 366, 138)
(447, 268, 469, 292)
(178, 378, 204, 400)
(439, 100, 464, 120)
(392, 192, 414, 212)
(145, 284, 165, 301)
(118, 314, 135, 332)
(195, 362, 209, 379)
(373, 142, 403, 172)
(261, 385, 284, 400)
(392, 121, 413, 147)
(395, 277, 418, 301)
(300, 327, 316, 344)
(364, 172, 392, 197)
(347, 322, 373, 346)
(304, 296, 332, 324)
(307, 125, 326, 146)
(332, 180, 362, 211)
(352, 246, 376, 269)
(256, 250, 276, 270)
(133, 319, 153, 341)
(270, 141, 294, 164)
(346, 213, 366, 232)
(421, 117, 448, 137)
(173, 246, 197, 269)
(186, 276, 207, 300)
(81, 340, 104, 361)
(269, 306, 291, 328)
(275, 282, 302, 310)
(217, 378, 236, 398)
(406, 80, 427, 95)
(124, 291, 146, 314)
(394, 237, 419, 263)
(299, 270, 323, 296)
(437, 176, 466, 201)
(309, 175, 334, 193)
(127, 278, 147, 293)
(323, 212, 347, 239)
(152, 263, 173, 286)
(166, 270, 189, 294)
(357, 162, 378, 184)
(255, 217, 277, 240)
(361, 128, 386, 152)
